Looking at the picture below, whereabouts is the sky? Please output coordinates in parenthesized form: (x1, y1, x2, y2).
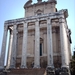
(0, 0, 75, 57)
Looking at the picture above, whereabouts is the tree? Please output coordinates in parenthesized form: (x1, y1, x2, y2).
(70, 51, 75, 75)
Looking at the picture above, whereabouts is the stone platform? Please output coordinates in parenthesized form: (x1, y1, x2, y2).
(7, 68, 46, 75)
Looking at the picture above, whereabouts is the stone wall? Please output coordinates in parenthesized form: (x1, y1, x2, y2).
(25, 1, 56, 17)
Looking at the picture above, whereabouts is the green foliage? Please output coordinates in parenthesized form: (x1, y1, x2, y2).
(70, 55, 75, 75)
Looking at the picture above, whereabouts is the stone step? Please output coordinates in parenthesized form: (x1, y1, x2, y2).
(7, 68, 46, 75)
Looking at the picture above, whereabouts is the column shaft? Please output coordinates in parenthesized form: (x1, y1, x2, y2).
(21, 22, 28, 68)
(52, 28, 57, 53)
(6, 30, 13, 69)
(0, 25, 8, 69)
(10, 25, 17, 68)
(34, 20, 40, 68)
(59, 18, 69, 68)
(47, 19, 54, 67)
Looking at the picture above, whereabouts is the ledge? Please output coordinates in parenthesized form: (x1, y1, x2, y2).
(4, 9, 67, 26)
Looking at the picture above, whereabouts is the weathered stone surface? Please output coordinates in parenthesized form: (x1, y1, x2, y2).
(6, 30, 13, 69)
(0, 25, 8, 69)
(7, 68, 46, 75)
(34, 20, 40, 68)
(46, 66, 55, 75)
(21, 22, 28, 68)
(59, 18, 69, 68)
(10, 25, 17, 68)
(0, 1, 71, 75)
(47, 19, 54, 67)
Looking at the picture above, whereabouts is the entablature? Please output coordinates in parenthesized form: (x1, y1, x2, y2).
(4, 9, 68, 28)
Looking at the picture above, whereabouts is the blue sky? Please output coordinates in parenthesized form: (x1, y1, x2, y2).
(0, 0, 75, 55)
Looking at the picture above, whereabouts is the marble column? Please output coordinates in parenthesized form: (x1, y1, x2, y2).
(0, 25, 8, 69)
(10, 25, 17, 68)
(6, 30, 13, 69)
(52, 28, 57, 53)
(21, 22, 28, 68)
(34, 20, 40, 68)
(59, 18, 69, 68)
(47, 19, 54, 67)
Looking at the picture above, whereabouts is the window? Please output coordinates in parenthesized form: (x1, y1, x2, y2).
(36, 9, 43, 16)
(37, 13, 41, 15)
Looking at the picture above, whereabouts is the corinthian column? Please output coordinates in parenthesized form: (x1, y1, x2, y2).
(6, 30, 13, 69)
(21, 22, 28, 68)
(0, 25, 8, 69)
(34, 20, 40, 68)
(59, 18, 69, 68)
(47, 18, 54, 67)
(10, 25, 17, 68)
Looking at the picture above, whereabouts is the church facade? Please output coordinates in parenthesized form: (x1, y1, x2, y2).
(0, 0, 72, 72)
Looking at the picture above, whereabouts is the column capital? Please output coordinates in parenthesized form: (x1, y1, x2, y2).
(47, 18, 51, 25)
(24, 21, 28, 23)
(59, 18, 65, 23)
(35, 19, 39, 22)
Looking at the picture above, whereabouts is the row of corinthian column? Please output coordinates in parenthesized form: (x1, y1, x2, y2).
(0, 18, 69, 69)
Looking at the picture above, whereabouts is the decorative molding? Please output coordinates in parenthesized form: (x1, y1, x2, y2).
(4, 9, 67, 27)
(59, 18, 65, 23)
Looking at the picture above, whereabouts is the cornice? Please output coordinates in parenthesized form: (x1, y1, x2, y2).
(4, 9, 67, 26)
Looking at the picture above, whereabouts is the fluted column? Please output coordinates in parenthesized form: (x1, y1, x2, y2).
(6, 30, 13, 69)
(59, 18, 69, 68)
(47, 18, 54, 67)
(0, 25, 8, 69)
(10, 25, 17, 68)
(34, 20, 40, 68)
(21, 22, 28, 68)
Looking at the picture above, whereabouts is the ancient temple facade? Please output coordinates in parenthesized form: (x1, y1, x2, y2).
(0, 0, 72, 70)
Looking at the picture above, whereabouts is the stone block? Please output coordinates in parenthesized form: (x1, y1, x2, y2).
(59, 72, 69, 75)
(46, 66, 55, 75)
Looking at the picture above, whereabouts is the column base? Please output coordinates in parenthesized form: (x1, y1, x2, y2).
(46, 66, 55, 75)
(20, 65, 27, 69)
(61, 65, 69, 68)
(47, 65, 54, 68)
(33, 65, 40, 68)
(60, 66, 71, 75)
